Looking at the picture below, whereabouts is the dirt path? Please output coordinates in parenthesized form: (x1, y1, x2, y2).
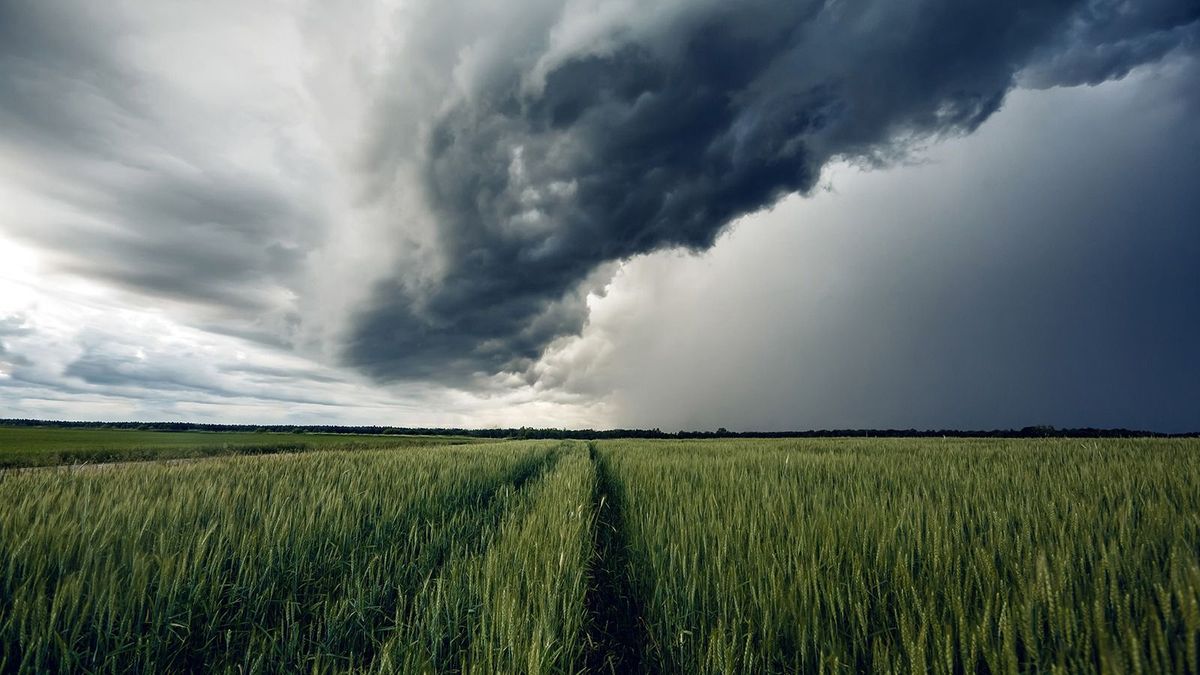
(582, 441, 650, 673)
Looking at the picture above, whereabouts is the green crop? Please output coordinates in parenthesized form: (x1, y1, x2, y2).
(2, 437, 1197, 673)
(0, 441, 562, 672)
(599, 438, 1200, 674)
(0, 426, 481, 468)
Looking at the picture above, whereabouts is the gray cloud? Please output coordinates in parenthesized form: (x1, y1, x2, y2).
(0, 315, 31, 337)
(0, 345, 30, 368)
(216, 362, 344, 386)
(1022, 0, 1199, 87)
(0, 315, 31, 368)
(0, 312, 348, 411)
(1, 0, 1196, 430)
(0, 305, 604, 427)
(346, 0, 1199, 383)
(0, 4, 140, 156)
(572, 60, 1200, 432)
(0, 1, 324, 339)
(56, 336, 347, 407)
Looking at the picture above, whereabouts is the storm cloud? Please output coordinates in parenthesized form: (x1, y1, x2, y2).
(346, 0, 1198, 382)
(0, 0, 1197, 430)
(561, 61, 1200, 433)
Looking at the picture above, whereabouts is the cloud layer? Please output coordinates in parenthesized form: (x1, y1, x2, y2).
(0, 0, 1197, 429)
(549, 60, 1200, 432)
(345, 0, 1199, 381)
(0, 1, 326, 344)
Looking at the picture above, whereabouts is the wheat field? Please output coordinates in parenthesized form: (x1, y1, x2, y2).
(1, 437, 1197, 673)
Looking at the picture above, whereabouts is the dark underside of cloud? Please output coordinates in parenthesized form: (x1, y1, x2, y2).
(345, 0, 1199, 382)
(595, 59, 1200, 432)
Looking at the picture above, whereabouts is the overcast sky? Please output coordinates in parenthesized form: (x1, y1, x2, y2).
(1, 0, 1197, 431)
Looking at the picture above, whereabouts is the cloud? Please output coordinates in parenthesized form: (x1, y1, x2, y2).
(1022, 0, 1199, 87)
(0, 314, 32, 374)
(539, 60, 1200, 432)
(0, 0, 328, 343)
(344, 0, 1199, 383)
(0, 315, 31, 337)
(1, 1, 1196, 430)
(0, 280, 612, 427)
(4, 321, 345, 408)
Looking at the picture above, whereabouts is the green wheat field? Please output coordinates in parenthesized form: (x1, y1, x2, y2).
(0, 427, 480, 469)
(1, 431, 1197, 673)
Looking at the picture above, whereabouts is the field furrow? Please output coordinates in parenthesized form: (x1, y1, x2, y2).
(581, 441, 649, 674)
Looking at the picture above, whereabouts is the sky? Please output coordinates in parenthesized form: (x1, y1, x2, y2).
(1, 0, 1197, 431)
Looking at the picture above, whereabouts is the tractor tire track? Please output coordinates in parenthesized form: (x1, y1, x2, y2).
(582, 441, 650, 673)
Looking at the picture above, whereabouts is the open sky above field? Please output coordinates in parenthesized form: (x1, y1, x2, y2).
(1, 1, 1197, 431)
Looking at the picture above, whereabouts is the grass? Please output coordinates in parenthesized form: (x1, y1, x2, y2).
(1, 436, 1198, 673)
(0, 426, 481, 468)
(598, 438, 1200, 674)
(0, 441, 565, 672)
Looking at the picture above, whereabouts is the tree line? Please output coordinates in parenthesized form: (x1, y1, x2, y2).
(1, 419, 1195, 439)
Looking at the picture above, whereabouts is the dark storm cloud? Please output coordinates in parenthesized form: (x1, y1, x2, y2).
(596, 63, 1200, 432)
(1023, 0, 1199, 86)
(0, 1, 321, 323)
(347, 0, 1200, 382)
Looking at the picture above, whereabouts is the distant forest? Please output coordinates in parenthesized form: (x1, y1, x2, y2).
(1, 418, 1195, 439)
